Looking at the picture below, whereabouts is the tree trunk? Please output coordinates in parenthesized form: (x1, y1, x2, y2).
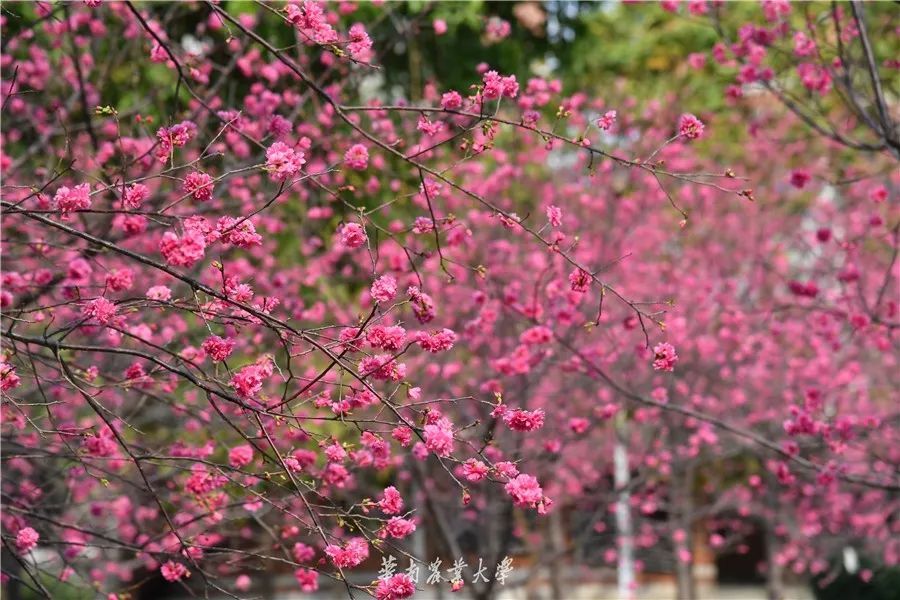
(548, 509, 565, 600)
(675, 553, 695, 600)
(764, 522, 784, 600)
(674, 466, 697, 600)
(614, 415, 635, 600)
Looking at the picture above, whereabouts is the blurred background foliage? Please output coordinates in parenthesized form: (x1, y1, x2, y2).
(3, 0, 895, 113)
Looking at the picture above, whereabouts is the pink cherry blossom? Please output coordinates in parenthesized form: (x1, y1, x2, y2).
(183, 171, 214, 201)
(597, 110, 617, 131)
(375, 573, 416, 600)
(159, 229, 206, 267)
(54, 183, 91, 216)
(228, 445, 253, 468)
(678, 113, 705, 139)
(123, 183, 150, 209)
(324, 537, 369, 568)
(82, 297, 117, 324)
(15, 527, 39, 553)
(202, 336, 236, 362)
(265, 141, 305, 181)
(370, 274, 398, 303)
(338, 222, 368, 249)
(652, 342, 678, 372)
(160, 561, 190, 582)
(293, 568, 318, 592)
(344, 143, 369, 170)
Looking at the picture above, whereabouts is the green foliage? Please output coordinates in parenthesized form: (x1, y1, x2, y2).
(812, 556, 900, 600)
(15, 572, 96, 600)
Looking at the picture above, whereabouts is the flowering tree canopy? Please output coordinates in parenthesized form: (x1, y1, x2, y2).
(1, 2, 897, 600)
